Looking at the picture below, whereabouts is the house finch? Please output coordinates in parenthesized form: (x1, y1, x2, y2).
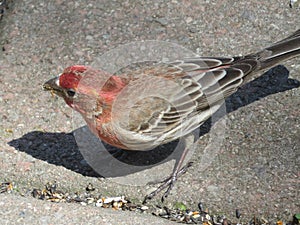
(44, 29, 300, 202)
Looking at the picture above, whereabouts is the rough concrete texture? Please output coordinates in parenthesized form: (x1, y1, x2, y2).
(0, 0, 299, 224)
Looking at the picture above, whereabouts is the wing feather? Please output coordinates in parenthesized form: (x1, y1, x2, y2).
(112, 56, 260, 149)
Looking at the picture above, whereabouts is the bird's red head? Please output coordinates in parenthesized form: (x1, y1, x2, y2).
(58, 65, 87, 91)
(43, 65, 90, 107)
(43, 65, 127, 112)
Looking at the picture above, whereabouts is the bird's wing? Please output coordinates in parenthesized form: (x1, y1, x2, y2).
(170, 56, 259, 104)
(111, 57, 259, 149)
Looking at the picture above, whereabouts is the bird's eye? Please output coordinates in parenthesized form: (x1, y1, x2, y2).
(66, 89, 76, 97)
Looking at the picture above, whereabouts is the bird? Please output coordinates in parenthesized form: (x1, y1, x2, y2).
(43, 29, 300, 202)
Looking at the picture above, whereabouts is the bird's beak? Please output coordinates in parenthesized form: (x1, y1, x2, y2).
(43, 76, 64, 97)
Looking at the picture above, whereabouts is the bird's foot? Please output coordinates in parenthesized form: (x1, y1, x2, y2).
(143, 161, 193, 204)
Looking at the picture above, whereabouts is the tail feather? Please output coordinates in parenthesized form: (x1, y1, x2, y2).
(252, 29, 300, 70)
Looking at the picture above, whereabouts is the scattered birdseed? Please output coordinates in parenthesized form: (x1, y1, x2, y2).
(30, 182, 148, 212)
(290, 0, 300, 8)
(1, 181, 294, 225)
(0, 182, 13, 193)
(0, 0, 8, 21)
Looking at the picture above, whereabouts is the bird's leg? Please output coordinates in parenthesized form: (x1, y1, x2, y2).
(143, 146, 193, 204)
(147, 161, 193, 185)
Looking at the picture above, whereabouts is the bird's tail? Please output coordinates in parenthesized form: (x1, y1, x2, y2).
(251, 29, 300, 70)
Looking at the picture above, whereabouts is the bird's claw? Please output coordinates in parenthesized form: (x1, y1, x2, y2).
(143, 161, 194, 204)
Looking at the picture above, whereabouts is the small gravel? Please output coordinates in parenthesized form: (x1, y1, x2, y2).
(0, 0, 299, 224)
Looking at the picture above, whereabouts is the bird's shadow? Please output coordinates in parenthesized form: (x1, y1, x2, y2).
(8, 65, 300, 178)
